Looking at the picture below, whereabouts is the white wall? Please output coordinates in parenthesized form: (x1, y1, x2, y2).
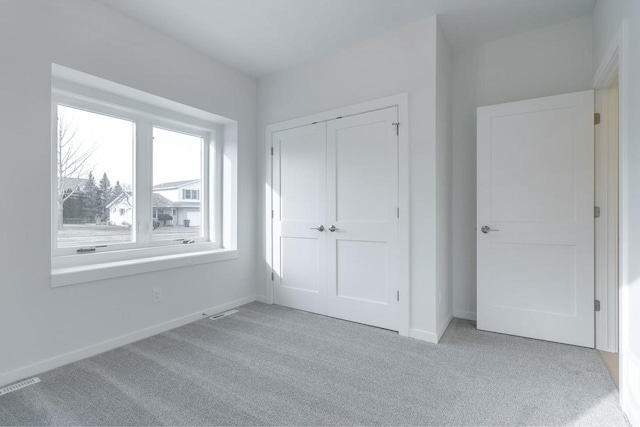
(435, 23, 454, 336)
(593, 2, 640, 425)
(0, 0, 258, 384)
(593, 0, 635, 73)
(257, 17, 447, 337)
(451, 15, 594, 320)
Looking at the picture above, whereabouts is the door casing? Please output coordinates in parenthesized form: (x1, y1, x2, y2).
(595, 82, 619, 353)
(264, 93, 410, 337)
(591, 20, 635, 425)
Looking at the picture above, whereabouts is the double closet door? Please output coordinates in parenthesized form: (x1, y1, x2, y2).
(271, 107, 399, 331)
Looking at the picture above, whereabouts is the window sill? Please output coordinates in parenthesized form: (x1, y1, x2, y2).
(51, 248, 238, 288)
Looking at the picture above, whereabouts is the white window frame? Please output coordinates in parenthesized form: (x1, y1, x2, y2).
(50, 77, 230, 278)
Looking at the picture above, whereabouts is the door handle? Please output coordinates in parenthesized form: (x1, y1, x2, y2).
(328, 225, 338, 232)
(310, 225, 325, 232)
(481, 225, 499, 234)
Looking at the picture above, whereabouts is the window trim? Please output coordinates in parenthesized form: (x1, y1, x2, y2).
(51, 248, 238, 288)
(51, 80, 226, 270)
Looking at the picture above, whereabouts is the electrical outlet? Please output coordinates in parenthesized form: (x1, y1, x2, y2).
(152, 287, 162, 303)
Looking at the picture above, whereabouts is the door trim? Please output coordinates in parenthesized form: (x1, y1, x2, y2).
(592, 20, 638, 427)
(594, 85, 619, 352)
(264, 93, 410, 337)
(593, 23, 622, 355)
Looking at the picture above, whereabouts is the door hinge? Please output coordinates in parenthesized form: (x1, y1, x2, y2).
(397, 207, 400, 218)
(595, 206, 601, 218)
(271, 210, 274, 219)
(396, 290, 400, 301)
(594, 113, 601, 125)
(392, 122, 400, 136)
(270, 146, 274, 156)
(595, 299, 601, 312)
(271, 271, 274, 281)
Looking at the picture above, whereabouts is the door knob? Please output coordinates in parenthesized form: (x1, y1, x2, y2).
(310, 225, 325, 232)
(329, 225, 338, 232)
(481, 225, 499, 234)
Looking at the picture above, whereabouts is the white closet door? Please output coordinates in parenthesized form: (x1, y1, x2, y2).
(326, 107, 399, 331)
(272, 123, 328, 315)
(477, 90, 594, 347)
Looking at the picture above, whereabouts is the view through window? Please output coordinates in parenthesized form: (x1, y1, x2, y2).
(152, 127, 203, 242)
(56, 105, 134, 248)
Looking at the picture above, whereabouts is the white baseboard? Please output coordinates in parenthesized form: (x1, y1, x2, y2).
(0, 295, 257, 388)
(621, 351, 640, 427)
(622, 397, 639, 427)
(454, 309, 477, 321)
(436, 314, 453, 342)
(255, 294, 270, 304)
(409, 328, 438, 344)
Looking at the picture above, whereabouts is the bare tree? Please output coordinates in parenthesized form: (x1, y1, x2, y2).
(56, 111, 97, 229)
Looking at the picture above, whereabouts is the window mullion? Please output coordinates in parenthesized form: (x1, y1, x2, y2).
(202, 135, 210, 242)
(213, 127, 224, 248)
(136, 118, 153, 246)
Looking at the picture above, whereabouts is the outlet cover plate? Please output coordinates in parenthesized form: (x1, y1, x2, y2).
(152, 287, 162, 303)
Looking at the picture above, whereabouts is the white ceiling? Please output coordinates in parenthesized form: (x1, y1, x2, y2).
(96, 0, 596, 78)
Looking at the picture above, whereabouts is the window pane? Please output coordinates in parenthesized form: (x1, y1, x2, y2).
(56, 105, 135, 248)
(152, 127, 203, 241)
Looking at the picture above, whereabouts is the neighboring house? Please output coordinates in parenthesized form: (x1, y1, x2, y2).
(152, 179, 202, 227)
(105, 192, 135, 226)
(106, 179, 201, 227)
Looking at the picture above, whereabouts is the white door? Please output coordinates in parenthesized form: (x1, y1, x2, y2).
(477, 90, 594, 347)
(272, 107, 399, 331)
(326, 107, 399, 330)
(272, 123, 328, 315)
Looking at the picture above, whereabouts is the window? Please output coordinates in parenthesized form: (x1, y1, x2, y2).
(183, 189, 200, 200)
(52, 78, 225, 262)
(152, 127, 204, 242)
(55, 105, 135, 248)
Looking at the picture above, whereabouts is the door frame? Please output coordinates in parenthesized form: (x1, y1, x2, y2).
(592, 19, 636, 425)
(594, 79, 619, 353)
(264, 93, 410, 337)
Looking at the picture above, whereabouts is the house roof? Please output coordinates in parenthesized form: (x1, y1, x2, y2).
(62, 177, 88, 191)
(106, 192, 176, 209)
(152, 193, 174, 207)
(105, 192, 131, 209)
(153, 179, 200, 191)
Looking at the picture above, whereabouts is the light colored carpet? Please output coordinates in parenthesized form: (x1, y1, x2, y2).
(0, 302, 629, 426)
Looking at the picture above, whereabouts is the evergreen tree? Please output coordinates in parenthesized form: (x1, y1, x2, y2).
(62, 189, 84, 222)
(99, 172, 111, 195)
(85, 171, 96, 189)
(82, 172, 100, 220)
(113, 180, 123, 197)
(99, 172, 112, 211)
